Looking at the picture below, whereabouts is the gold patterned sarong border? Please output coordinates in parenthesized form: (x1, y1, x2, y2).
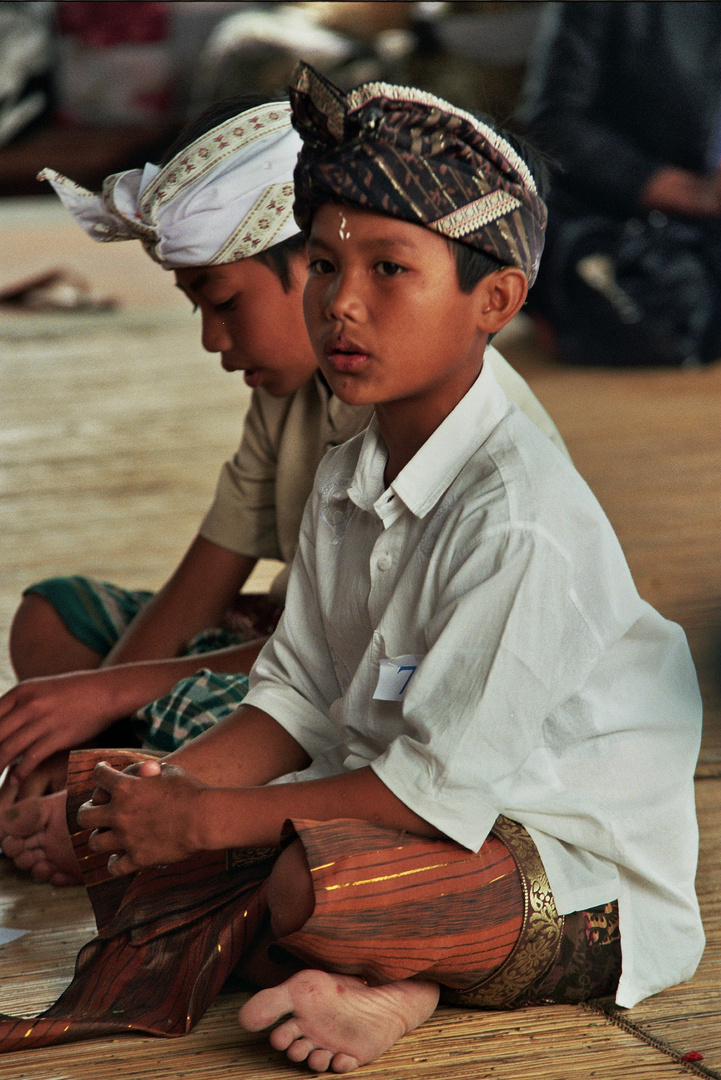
(440, 816, 564, 1009)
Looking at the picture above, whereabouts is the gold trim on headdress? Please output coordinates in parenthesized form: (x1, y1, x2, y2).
(343, 81, 539, 196)
(430, 191, 524, 240)
(212, 181, 296, 263)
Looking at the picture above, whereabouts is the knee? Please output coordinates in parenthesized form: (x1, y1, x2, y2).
(10, 594, 54, 677)
(267, 838, 315, 940)
(9, 593, 101, 679)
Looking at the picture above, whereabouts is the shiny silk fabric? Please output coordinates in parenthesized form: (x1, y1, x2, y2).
(289, 62, 547, 285)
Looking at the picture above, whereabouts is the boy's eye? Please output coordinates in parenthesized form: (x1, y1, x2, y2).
(375, 261, 405, 277)
(308, 258, 335, 275)
(213, 296, 237, 313)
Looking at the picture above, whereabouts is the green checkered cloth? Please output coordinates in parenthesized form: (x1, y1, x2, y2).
(26, 576, 250, 753)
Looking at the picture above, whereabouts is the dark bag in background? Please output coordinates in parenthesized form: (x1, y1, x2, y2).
(538, 209, 721, 367)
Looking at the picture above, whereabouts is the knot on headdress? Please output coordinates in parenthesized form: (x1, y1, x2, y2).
(290, 62, 547, 285)
(38, 103, 303, 269)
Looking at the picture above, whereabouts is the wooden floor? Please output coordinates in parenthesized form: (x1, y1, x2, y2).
(1, 197, 721, 1078)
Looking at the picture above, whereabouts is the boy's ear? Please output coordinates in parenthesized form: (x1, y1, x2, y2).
(474, 267, 528, 335)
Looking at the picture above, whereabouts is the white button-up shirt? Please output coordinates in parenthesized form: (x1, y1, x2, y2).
(245, 361, 704, 1009)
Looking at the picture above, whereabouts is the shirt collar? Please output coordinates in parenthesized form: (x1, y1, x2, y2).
(347, 356, 510, 520)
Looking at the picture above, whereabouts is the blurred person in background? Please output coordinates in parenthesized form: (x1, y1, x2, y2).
(518, 1, 721, 367)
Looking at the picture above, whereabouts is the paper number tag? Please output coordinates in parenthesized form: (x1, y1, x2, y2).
(373, 654, 425, 701)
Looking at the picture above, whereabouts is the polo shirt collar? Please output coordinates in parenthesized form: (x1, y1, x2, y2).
(348, 357, 509, 519)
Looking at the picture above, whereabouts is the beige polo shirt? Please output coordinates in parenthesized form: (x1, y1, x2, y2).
(199, 345, 568, 598)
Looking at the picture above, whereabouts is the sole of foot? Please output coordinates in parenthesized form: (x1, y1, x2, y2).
(238, 968, 439, 1073)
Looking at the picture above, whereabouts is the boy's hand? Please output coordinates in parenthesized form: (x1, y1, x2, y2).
(77, 760, 208, 876)
(640, 166, 721, 218)
(0, 672, 122, 781)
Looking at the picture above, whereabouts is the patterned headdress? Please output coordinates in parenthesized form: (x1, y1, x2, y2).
(38, 102, 303, 269)
(290, 63, 547, 284)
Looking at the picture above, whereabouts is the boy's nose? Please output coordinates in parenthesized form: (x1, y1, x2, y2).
(325, 272, 365, 322)
(201, 310, 233, 353)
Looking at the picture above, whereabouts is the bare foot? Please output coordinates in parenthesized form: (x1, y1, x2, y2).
(18, 751, 70, 801)
(238, 969, 439, 1073)
(1, 790, 81, 886)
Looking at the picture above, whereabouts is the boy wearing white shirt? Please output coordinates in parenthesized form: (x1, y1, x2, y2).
(1, 94, 566, 890)
(12, 65, 702, 1073)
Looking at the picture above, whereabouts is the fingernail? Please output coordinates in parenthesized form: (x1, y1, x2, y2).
(107, 854, 118, 868)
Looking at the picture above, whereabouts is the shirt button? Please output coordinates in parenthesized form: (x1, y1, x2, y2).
(376, 554, 392, 571)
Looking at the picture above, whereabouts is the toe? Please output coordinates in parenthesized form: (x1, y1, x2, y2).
(268, 1018, 303, 1052)
(286, 1036, 317, 1063)
(30, 860, 54, 882)
(1, 835, 29, 858)
(239, 984, 293, 1032)
(7, 843, 43, 870)
(330, 1052, 361, 1073)
(307, 1048, 334, 1072)
(49, 869, 82, 887)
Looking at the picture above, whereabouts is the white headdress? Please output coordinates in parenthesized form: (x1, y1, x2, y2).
(38, 102, 303, 269)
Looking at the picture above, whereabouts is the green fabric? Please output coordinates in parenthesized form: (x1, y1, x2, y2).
(25, 575, 152, 656)
(133, 667, 250, 753)
(24, 576, 250, 754)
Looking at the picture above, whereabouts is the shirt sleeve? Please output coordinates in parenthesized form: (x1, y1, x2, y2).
(243, 476, 343, 759)
(199, 389, 289, 559)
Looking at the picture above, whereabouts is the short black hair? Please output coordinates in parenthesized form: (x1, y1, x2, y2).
(254, 231, 306, 292)
(159, 92, 305, 293)
(447, 241, 507, 294)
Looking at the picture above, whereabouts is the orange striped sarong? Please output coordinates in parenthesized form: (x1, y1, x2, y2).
(0, 749, 621, 1054)
(279, 817, 524, 989)
(276, 816, 620, 1009)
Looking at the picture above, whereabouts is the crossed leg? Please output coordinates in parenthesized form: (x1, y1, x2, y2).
(238, 839, 440, 1074)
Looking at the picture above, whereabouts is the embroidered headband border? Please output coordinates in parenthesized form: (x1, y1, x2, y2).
(212, 181, 297, 263)
(429, 190, 524, 240)
(138, 103, 293, 220)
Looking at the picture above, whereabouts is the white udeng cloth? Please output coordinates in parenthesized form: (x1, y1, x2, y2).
(38, 102, 303, 268)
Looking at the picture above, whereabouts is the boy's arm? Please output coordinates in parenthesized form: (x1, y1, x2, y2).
(104, 535, 256, 664)
(1, 390, 288, 780)
(0, 536, 261, 780)
(77, 703, 440, 875)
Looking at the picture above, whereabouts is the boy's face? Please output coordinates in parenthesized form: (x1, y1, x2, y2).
(303, 204, 490, 423)
(175, 255, 317, 397)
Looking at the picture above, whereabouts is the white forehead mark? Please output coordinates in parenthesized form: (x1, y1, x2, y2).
(339, 213, 350, 240)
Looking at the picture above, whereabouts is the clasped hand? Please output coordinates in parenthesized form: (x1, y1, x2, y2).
(76, 759, 207, 876)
